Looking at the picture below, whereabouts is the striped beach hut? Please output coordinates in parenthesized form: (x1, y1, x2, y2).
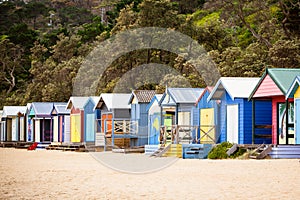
(129, 90, 156, 146)
(51, 103, 70, 143)
(249, 68, 300, 145)
(1, 106, 27, 142)
(94, 93, 132, 148)
(286, 76, 300, 144)
(208, 77, 260, 144)
(66, 97, 89, 143)
(28, 102, 63, 143)
(194, 87, 220, 144)
(147, 94, 163, 145)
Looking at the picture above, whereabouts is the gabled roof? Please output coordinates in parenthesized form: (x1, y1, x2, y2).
(286, 76, 300, 99)
(2, 106, 27, 117)
(66, 97, 89, 110)
(249, 68, 300, 99)
(85, 96, 101, 108)
(30, 102, 54, 117)
(208, 77, 260, 101)
(146, 94, 163, 111)
(160, 88, 204, 106)
(195, 86, 214, 105)
(95, 93, 131, 110)
(53, 103, 70, 115)
(128, 90, 156, 104)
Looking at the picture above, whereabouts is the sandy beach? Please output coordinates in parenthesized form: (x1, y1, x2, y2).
(0, 148, 300, 200)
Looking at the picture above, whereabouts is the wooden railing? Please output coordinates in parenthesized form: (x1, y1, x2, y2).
(159, 125, 217, 144)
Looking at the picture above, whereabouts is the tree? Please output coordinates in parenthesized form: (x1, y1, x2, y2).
(0, 39, 24, 95)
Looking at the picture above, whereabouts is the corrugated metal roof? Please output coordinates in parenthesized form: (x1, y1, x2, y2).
(208, 77, 260, 101)
(286, 76, 300, 99)
(2, 106, 27, 117)
(160, 88, 204, 106)
(169, 88, 204, 103)
(97, 93, 131, 110)
(129, 90, 156, 103)
(249, 68, 300, 99)
(66, 97, 89, 109)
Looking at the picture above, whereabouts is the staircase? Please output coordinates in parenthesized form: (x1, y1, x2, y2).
(268, 145, 300, 159)
(182, 144, 213, 159)
(163, 144, 182, 158)
(150, 144, 172, 157)
(249, 144, 273, 159)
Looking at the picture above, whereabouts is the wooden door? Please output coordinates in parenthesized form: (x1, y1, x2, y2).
(85, 113, 95, 142)
(64, 116, 71, 143)
(6, 119, 12, 141)
(200, 108, 215, 143)
(71, 114, 81, 142)
(53, 116, 59, 142)
(101, 114, 112, 133)
(226, 104, 239, 144)
(11, 118, 17, 141)
(296, 99, 300, 144)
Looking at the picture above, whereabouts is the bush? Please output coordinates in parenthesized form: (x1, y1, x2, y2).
(208, 142, 248, 159)
(208, 142, 233, 159)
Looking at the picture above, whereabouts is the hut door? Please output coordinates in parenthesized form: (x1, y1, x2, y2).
(64, 116, 71, 143)
(71, 114, 81, 143)
(200, 108, 215, 143)
(149, 114, 160, 145)
(53, 116, 59, 142)
(277, 102, 295, 145)
(11, 118, 17, 141)
(6, 119, 12, 141)
(85, 113, 95, 142)
(226, 105, 239, 144)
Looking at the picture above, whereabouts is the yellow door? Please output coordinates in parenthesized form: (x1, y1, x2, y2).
(200, 108, 215, 143)
(71, 114, 81, 142)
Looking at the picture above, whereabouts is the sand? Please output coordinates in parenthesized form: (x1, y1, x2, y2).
(0, 148, 300, 200)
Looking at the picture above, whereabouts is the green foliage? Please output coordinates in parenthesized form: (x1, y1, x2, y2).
(208, 142, 233, 159)
(0, 0, 300, 107)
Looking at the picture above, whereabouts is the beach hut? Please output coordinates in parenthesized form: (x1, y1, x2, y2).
(66, 97, 89, 143)
(83, 96, 100, 144)
(51, 103, 70, 143)
(94, 93, 132, 148)
(2, 106, 27, 142)
(208, 77, 260, 144)
(147, 94, 163, 145)
(28, 102, 59, 143)
(194, 87, 220, 144)
(159, 88, 204, 144)
(129, 90, 156, 146)
(249, 68, 300, 145)
(286, 76, 300, 144)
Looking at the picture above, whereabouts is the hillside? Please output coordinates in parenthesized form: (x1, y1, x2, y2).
(0, 0, 299, 108)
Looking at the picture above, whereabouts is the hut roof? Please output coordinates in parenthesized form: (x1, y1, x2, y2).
(53, 103, 70, 115)
(160, 88, 204, 106)
(95, 93, 131, 110)
(146, 94, 164, 111)
(66, 97, 89, 110)
(286, 76, 300, 99)
(249, 68, 300, 99)
(2, 106, 27, 117)
(208, 77, 259, 101)
(128, 90, 156, 104)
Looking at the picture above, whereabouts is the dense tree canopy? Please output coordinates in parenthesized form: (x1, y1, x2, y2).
(0, 0, 299, 108)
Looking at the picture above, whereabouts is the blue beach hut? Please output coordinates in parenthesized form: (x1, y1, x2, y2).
(128, 90, 156, 146)
(207, 77, 261, 144)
